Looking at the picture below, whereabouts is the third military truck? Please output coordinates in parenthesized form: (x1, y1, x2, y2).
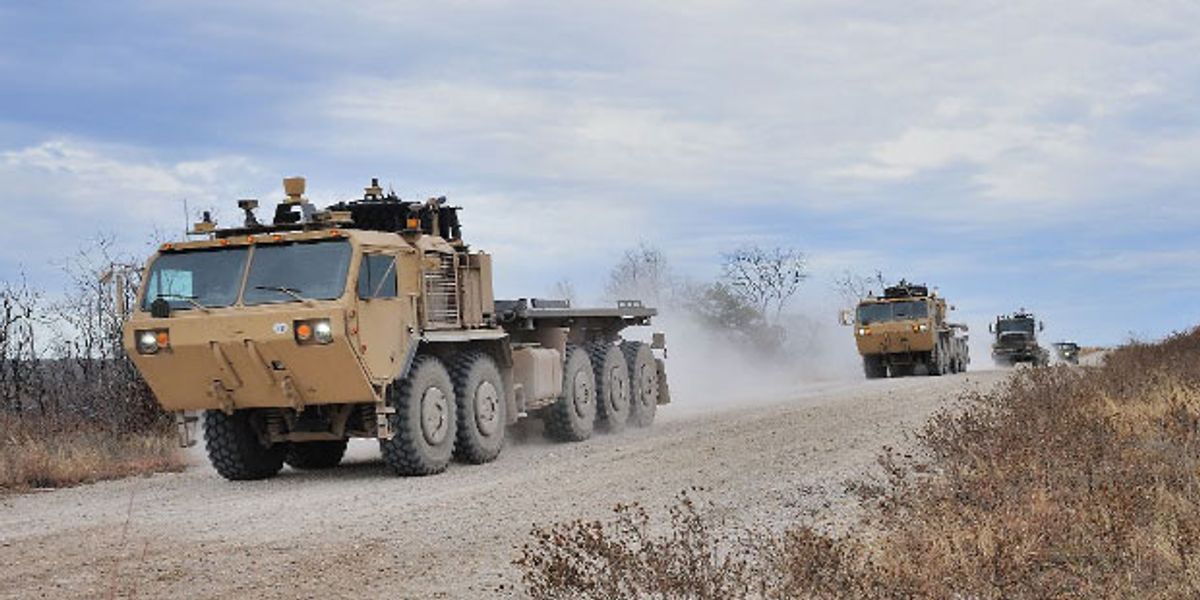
(122, 177, 670, 481)
(843, 281, 970, 379)
(990, 310, 1050, 367)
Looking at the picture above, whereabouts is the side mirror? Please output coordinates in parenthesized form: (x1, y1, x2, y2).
(1040, 322, 1045, 332)
(988, 323, 994, 334)
(838, 310, 853, 326)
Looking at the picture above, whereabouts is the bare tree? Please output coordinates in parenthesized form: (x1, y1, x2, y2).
(605, 242, 673, 306)
(832, 269, 886, 308)
(720, 245, 808, 320)
(551, 279, 578, 306)
(0, 275, 43, 413)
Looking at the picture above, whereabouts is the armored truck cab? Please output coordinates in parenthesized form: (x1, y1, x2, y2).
(842, 280, 970, 379)
(123, 178, 670, 480)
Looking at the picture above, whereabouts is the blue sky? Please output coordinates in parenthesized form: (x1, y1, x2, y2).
(2, 1, 1199, 346)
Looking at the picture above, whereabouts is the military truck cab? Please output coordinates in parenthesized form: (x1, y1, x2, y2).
(842, 280, 970, 379)
(123, 178, 670, 481)
(989, 310, 1049, 367)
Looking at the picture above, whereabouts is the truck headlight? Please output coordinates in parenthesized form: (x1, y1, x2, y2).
(136, 329, 169, 354)
(313, 320, 333, 344)
(294, 319, 334, 345)
(857, 327, 870, 336)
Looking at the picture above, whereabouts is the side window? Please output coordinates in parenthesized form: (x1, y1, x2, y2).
(357, 254, 398, 299)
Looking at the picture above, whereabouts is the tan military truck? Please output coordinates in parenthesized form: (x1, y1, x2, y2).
(840, 280, 969, 378)
(122, 177, 670, 480)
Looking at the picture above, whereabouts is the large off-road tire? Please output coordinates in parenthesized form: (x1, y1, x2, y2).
(285, 439, 348, 470)
(451, 352, 506, 464)
(379, 355, 457, 476)
(862, 356, 887, 379)
(590, 342, 631, 433)
(928, 347, 945, 377)
(203, 409, 287, 481)
(622, 341, 659, 428)
(543, 345, 596, 442)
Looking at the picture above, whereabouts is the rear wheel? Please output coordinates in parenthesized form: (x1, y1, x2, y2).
(928, 347, 945, 377)
(379, 356, 457, 476)
(622, 341, 659, 428)
(451, 352, 506, 464)
(544, 345, 596, 442)
(590, 342, 631, 433)
(286, 439, 348, 470)
(203, 409, 286, 481)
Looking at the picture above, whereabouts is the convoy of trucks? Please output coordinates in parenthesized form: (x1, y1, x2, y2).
(116, 176, 1082, 482)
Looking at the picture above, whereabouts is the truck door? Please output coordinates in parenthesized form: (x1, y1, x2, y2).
(354, 250, 407, 382)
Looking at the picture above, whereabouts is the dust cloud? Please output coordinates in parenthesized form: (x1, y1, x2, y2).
(629, 307, 864, 416)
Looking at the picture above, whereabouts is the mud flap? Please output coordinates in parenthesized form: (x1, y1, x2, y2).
(176, 411, 199, 448)
(655, 358, 671, 405)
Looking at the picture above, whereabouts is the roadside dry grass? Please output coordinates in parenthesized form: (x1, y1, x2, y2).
(0, 415, 183, 492)
(518, 328, 1200, 599)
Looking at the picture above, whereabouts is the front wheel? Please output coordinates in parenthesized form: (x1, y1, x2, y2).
(380, 356, 457, 476)
(203, 409, 286, 481)
(862, 356, 887, 379)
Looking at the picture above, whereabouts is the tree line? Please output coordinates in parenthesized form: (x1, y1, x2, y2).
(0, 239, 162, 432)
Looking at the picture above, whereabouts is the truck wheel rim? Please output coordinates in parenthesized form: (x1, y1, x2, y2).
(638, 366, 656, 406)
(421, 387, 450, 445)
(610, 368, 629, 411)
(572, 371, 592, 418)
(474, 381, 500, 436)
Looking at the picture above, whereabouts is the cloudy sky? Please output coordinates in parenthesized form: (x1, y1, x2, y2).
(2, 0, 1198, 345)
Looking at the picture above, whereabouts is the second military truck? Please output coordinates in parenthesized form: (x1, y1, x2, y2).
(843, 280, 970, 379)
(990, 310, 1050, 367)
(122, 177, 670, 481)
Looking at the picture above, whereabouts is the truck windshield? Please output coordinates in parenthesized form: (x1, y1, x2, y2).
(857, 300, 928, 324)
(242, 240, 352, 305)
(142, 248, 249, 311)
(997, 319, 1034, 334)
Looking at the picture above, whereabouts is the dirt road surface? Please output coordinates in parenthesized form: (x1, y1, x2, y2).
(0, 370, 1005, 599)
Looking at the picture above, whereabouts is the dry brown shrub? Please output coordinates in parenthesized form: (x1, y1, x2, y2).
(517, 328, 1200, 599)
(0, 413, 183, 492)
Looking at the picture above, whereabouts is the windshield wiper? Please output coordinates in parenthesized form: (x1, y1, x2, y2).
(157, 294, 212, 313)
(254, 285, 316, 307)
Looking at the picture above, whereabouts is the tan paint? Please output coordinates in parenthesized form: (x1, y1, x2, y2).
(122, 227, 488, 412)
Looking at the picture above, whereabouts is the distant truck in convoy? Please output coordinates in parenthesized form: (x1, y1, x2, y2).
(841, 280, 970, 379)
(990, 310, 1049, 367)
(122, 177, 670, 481)
(1053, 341, 1081, 365)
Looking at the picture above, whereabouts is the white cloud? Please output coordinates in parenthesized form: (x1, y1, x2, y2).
(259, 0, 1200, 230)
(0, 139, 261, 280)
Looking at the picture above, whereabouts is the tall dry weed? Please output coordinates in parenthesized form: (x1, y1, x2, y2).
(518, 328, 1200, 599)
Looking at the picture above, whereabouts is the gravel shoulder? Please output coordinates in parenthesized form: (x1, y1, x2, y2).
(0, 370, 1006, 599)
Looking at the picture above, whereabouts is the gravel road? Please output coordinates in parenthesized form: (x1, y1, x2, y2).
(0, 370, 1005, 599)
